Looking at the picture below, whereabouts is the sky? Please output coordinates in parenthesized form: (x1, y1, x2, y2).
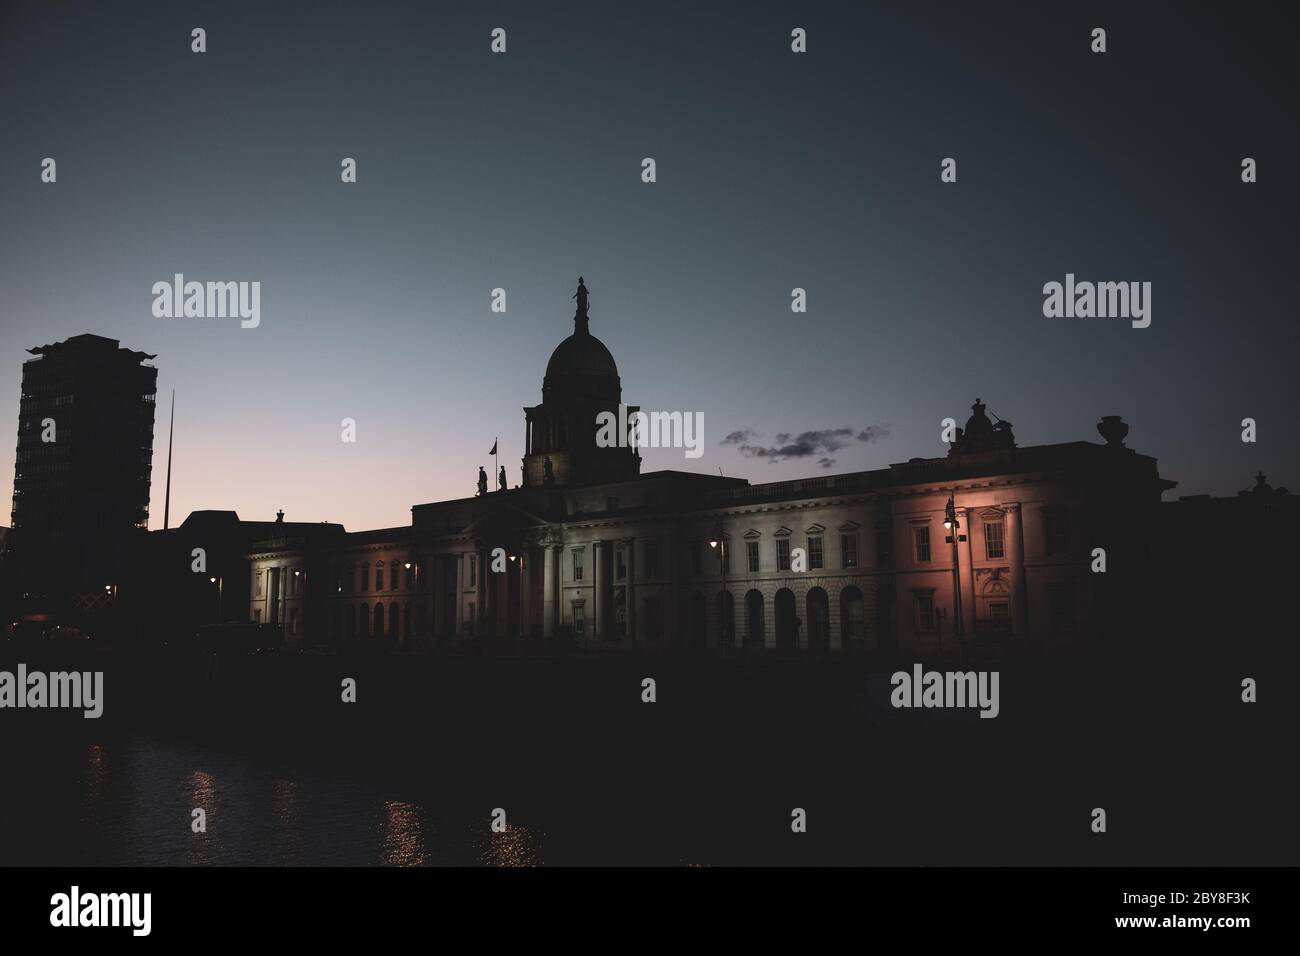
(2, 1, 1297, 532)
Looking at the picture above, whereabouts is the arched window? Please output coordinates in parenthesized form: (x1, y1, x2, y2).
(358, 603, 370, 637)
(389, 602, 400, 640)
(374, 603, 385, 637)
(807, 587, 829, 652)
(744, 589, 765, 648)
(840, 586, 865, 650)
(775, 588, 797, 648)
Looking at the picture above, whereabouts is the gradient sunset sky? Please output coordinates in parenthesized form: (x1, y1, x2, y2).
(2, 1, 1297, 532)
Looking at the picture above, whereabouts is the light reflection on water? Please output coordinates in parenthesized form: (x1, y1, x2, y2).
(0, 737, 544, 867)
(477, 823, 542, 867)
(381, 800, 427, 867)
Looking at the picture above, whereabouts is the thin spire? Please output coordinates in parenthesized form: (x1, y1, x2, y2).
(163, 389, 175, 530)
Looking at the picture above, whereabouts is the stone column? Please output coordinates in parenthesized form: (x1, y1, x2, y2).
(667, 526, 681, 651)
(518, 552, 530, 640)
(543, 544, 557, 638)
(1005, 503, 1028, 639)
(593, 540, 607, 643)
(959, 508, 977, 645)
(432, 555, 444, 642)
(624, 538, 636, 643)
(495, 552, 508, 637)
(453, 552, 464, 638)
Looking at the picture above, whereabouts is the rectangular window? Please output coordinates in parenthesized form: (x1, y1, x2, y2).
(405, 564, 415, 590)
(572, 601, 585, 635)
(1048, 585, 1077, 636)
(989, 601, 1010, 626)
(469, 557, 477, 587)
(916, 593, 936, 632)
(1045, 511, 1071, 556)
(616, 547, 627, 580)
(841, 533, 860, 569)
(747, 540, 760, 573)
(255, 572, 263, 597)
(572, 548, 584, 581)
(984, 520, 1005, 560)
(375, 567, 384, 591)
(914, 526, 931, 563)
(359, 567, 369, 592)
(808, 536, 824, 570)
(776, 538, 791, 572)
(644, 541, 660, 578)
(417, 560, 427, 591)
(390, 565, 399, 590)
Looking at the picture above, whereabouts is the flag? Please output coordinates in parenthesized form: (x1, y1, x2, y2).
(489, 439, 497, 455)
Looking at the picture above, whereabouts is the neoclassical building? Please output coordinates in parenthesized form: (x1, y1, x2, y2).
(248, 281, 1174, 656)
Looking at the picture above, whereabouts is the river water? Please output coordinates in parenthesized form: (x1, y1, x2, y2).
(0, 736, 542, 866)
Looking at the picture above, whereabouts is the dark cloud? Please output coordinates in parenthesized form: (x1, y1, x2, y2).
(720, 429, 757, 446)
(728, 425, 891, 464)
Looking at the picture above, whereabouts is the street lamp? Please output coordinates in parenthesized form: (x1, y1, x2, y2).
(209, 575, 224, 623)
(710, 521, 730, 649)
(943, 495, 965, 653)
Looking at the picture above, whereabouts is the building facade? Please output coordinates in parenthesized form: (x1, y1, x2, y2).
(246, 282, 1174, 657)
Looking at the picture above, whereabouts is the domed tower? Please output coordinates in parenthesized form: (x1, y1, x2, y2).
(522, 278, 641, 487)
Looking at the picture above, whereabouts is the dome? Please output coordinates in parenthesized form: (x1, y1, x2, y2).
(540, 277, 622, 402)
(545, 332, 618, 379)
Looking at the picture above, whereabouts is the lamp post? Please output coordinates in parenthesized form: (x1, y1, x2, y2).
(943, 495, 965, 655)
(208, 575, 224, 623)
(709, 521, 730, 650)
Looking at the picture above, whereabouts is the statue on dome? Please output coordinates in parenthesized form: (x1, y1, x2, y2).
(498, 465, 507, 492)
(573, 276, 589, 316)
(477, 466, 488, 496)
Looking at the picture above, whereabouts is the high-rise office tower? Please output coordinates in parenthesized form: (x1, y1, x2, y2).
(10, 334, 158, 604)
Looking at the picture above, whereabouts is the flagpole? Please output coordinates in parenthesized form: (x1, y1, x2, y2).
(494, 437, 498, 491)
